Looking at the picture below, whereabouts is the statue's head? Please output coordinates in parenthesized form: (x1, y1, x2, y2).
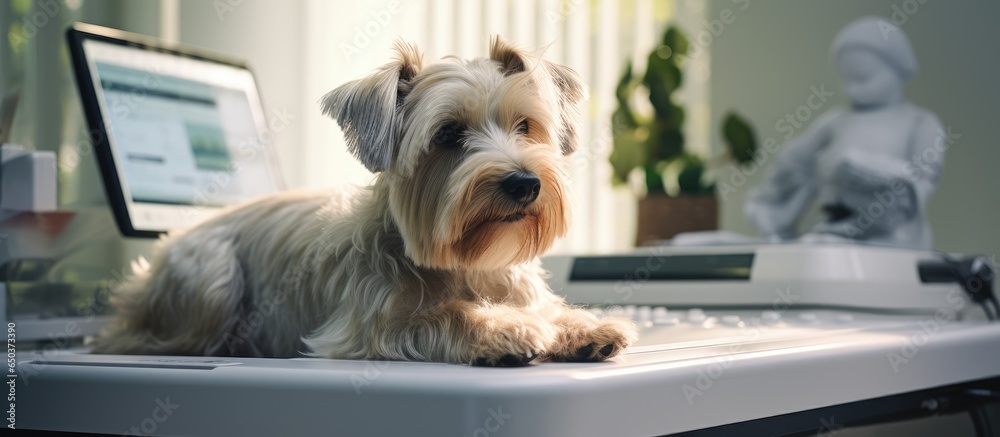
(831, 16, 917, 109)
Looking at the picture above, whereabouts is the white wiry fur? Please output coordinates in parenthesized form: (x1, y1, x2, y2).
(90, 37, 636, 366)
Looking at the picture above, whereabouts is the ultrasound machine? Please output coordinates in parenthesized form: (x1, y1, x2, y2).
(9, 24, 1000, 436)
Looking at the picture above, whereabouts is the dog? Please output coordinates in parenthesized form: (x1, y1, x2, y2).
(90, 37, 637, 366)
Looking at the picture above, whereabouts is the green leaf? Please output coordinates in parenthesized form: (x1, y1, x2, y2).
(668, 104, 685, 128)
(644, 163, 666, 194)
(722, 112, 758, 164)
(608, 25, 699, 198)
(615, 60, 634, 106)
(662, 26, 689, 57)
(677, 160, 706, 194)
(643, 52, 682, 117)
(609, 126, 647, 184)
(647, 119, 684, 163)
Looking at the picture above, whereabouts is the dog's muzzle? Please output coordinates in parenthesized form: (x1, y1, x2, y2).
(500, 171, 541, 205)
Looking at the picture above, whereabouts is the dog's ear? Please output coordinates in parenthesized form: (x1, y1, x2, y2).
(489, 36, 586, 155)
(545, 61, 587, 155)
(321, 41, 424, 173)
(489, 35, 526, 76)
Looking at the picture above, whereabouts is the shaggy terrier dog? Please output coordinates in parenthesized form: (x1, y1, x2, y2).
(91, 37, 636, 366)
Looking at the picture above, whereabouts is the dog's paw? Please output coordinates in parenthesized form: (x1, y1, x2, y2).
(548, 313, 637, 362)
(468, 311, 558, 367)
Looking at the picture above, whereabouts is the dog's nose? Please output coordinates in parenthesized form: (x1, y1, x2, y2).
(501, 171, 541, 204)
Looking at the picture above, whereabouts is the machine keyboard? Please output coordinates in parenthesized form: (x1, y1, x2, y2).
(587, 305, 926, 353)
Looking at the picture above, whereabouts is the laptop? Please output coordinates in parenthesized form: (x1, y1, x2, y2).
(67, 22, 283, 237)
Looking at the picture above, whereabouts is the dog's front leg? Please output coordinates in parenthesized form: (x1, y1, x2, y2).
(544, 307, 637, 362)
(374, 300, 559, 366)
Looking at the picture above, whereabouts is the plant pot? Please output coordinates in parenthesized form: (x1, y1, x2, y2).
(635, 194, 718, 246)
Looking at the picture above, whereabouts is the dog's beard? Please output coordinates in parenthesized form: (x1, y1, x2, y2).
(451, 200, 546, 269)
(448, 164, 568, 270)
(389, 146, 571, 271)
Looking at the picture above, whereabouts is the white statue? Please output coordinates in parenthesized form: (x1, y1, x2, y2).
(745, 16, 946, 249)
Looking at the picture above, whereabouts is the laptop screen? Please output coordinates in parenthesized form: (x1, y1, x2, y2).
(69, 24, 282, 236)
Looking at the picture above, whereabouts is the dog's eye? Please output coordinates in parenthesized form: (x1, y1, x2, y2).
(433, 123, 464, 149)
(516, 119, 529, 135)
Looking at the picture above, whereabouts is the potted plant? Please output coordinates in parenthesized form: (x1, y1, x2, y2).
(609, 26, 757, 246)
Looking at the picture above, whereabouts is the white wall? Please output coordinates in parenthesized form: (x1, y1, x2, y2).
(707, 0, 1000, 259)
